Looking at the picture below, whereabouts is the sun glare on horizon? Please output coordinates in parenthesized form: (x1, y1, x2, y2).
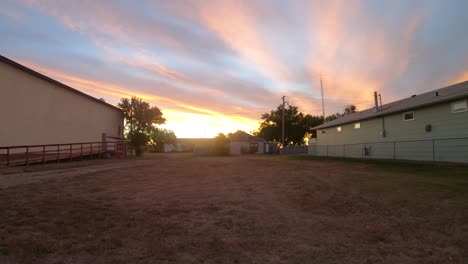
(161, 111, 260, 138)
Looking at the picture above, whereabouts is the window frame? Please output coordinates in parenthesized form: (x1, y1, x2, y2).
(354, 123, 361, 129)
(403, 111, 415, 121)
(250, 143, 259, 153)
(451, 100, 468, 113)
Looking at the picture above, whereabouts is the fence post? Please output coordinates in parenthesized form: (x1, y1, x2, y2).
(90, 143, 93, 158)
(393, 141, 396, 160)
(326, 145, 329, 157)
(6, 147, 10, 167)
(26, 146, 29, 166)
(363, 144, 366, 159)
(69, 144, 73, 161)
(42, 146, 46, 164)
(432, 139, 435, 161)
(80, 143, 83, 160)
(343, 144, 346, 157)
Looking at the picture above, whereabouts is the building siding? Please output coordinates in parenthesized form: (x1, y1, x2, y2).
(229, 141, 265, 155)
(0, 61, 123, 146)
(310, 99, 468, 163)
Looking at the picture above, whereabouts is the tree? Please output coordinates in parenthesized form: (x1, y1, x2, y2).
(254, 104, 322, 145)
(324, 112, 343, 122)
(344, 104, 357, 115)
(212, 133, 230, 155)
(300, 114, 324, 139)
(118, 97, 166, 156)
(324, 104, 358, 122)
(148, 128, 176, 152)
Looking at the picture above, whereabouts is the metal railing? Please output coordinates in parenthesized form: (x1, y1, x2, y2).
(0, 140, 128, 167)
(309, 137, 468, 163)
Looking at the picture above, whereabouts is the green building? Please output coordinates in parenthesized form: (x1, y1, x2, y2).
(309, 81, 468, 163)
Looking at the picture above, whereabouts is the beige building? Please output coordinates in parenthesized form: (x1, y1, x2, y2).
(0, 55, 124, 147)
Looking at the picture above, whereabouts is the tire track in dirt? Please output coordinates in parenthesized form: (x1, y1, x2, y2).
(0, 160, 154, 189)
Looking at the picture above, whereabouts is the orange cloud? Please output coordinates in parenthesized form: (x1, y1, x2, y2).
(197, 0, 290, 85)
(106, 50, 229, 99)
(14, 0, 446, 122)
(17, 60, 262, 137)
(304, 1, 424, 115)
(453, 72, 468, 84)
(22, 0, 182, 52)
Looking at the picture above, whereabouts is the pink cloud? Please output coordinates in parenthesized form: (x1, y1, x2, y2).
(16, 59, 264, 137)
(195, 0, 291, 86)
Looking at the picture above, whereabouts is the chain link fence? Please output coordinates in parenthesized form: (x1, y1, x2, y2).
(308, 137, 468, 163)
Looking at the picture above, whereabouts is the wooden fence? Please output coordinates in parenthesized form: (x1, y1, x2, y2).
(0, 140, 128, 167)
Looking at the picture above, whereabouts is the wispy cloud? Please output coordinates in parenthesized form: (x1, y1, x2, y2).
(2, 0, 468, 136)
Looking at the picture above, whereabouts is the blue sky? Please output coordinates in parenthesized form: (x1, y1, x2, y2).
(1, 0, 467, 137)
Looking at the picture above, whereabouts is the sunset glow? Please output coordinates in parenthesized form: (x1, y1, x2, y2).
(1, 0, 467, 137)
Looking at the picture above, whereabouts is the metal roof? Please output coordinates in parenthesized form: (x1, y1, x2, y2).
(312, 80, 468, 130)
(230, 131, 266, 142)
(0, 54, 123, 113)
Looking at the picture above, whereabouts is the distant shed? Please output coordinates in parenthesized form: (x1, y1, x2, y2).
(229, 131, 271, 155)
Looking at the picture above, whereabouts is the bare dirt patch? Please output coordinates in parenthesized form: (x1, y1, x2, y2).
(0, 154, 467, 263)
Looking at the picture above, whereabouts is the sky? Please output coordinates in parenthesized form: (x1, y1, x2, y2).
(1, 0, 468, 138)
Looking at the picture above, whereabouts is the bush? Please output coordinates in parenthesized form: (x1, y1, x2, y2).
(212, 133, 230, 155)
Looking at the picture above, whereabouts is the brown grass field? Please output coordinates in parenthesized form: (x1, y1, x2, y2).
(0, 154, 467, 264)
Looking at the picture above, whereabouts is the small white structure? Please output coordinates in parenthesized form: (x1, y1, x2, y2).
(229, 131, 266, 155)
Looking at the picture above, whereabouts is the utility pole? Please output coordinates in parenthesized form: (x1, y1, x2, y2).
(320, 78, 325, 120)
(282, 96, 286, 150)
(379, 93, 383, 110)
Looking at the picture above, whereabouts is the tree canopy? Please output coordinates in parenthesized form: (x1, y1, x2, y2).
(324, 104, 358, 122)
(254, 105, 323, 145)
(212, 133, 230, 155)
(148, 128, 177, 152)
(118, 97, 168, 155)
(253, 104, 359, 145)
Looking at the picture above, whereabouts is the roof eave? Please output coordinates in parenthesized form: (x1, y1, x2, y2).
(0, 54, 123, 113)
(312, 93, 468, 130)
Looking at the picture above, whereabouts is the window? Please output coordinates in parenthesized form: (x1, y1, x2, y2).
(337, 126, 342, 132)
(403, 112, 414, 121)
(451, 100, 467, 113)
(250, 143, 259, 153)
(354, 123, 361, 129)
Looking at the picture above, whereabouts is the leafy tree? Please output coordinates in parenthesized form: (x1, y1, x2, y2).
(344, 104, 357, 115)
(324, 104, 358, 122)
(118, 97, 166, 156)
(254, 104, 322, 145)
(300, 114, 324, 139)
(148, 128, 177, 152)
(324, 112, 343, 122)
(212, 133, 230, 155)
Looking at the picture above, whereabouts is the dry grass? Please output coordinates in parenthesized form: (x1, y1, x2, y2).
(0, 153, 467, 263)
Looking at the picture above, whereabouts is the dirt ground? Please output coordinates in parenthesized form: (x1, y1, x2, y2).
(0, 154, 467, 264)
